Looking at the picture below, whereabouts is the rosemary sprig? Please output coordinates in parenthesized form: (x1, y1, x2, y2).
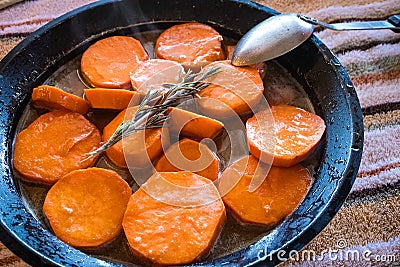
(87, 66, 221, 157)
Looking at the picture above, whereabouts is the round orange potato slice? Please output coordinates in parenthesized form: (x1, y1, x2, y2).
(130, 59, 185, 95)
(13, 110, 101, 184)
(219, 155, 311, 227)
(123, 171, 226, 265)
(247, 105, 326, 167)
(43, 167, 131, 248)
(155, 22, 225, 68)
(81, 36, 148, 89)
(198, 60, 264, 118)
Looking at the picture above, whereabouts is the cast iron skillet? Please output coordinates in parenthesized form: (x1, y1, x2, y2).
(0, 0, 363, 266)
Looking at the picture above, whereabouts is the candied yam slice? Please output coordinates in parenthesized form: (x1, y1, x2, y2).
(13, 110, 101, 184)
(122, 171, 226, 265)
(155, 22, 225, 68)
(167, 107, 224, 140)
(84, 88, 140, 110)
(102, 107, 169, 168)
(81, 36, 148, 89)
(155, 138, 219, 181)
(130, 59, 185, 95)
(198, 60, 264, 118)
(32, 85, 90, 114)
(219, 155, 310, 227)
(43, 167, 132, 247)
(247, 105, 326, 167)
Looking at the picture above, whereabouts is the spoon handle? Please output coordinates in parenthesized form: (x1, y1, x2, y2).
(300, 14, 400, 32)
(388, 15, 400, 33)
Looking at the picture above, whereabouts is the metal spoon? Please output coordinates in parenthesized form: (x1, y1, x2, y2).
(231, 13, 400, 66)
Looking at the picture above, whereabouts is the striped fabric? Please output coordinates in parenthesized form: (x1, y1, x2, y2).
(0, 0, 23, 10)
(1, 0, 399, 266)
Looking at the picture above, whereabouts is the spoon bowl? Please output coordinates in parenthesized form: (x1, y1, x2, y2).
(231, 13, 314, 66)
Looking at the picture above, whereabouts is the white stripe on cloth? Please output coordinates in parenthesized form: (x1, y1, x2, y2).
(352, 167, 400, 193)
(315, 29, 400, 54)
(355, 77, 400, 108)
(359, 124, 400, 173)
(337, 42, 400, 77)
(0, 0, 96, 35)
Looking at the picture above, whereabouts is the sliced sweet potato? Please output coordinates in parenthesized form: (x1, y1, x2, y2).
(155, 22, 225, 69)
(32, 85, 90, 114)
(167, 107, 224, 140)
(247, 105, 326, 167)
(81, 36, 148, 89)
(13, 110, 101, 184)
(102, 107, 169, 168)
(84, 88, 140, 110)
(130, 59, 185, 95)
(43, 167, 132, 248)
(198, 60, 264, 118)
(219, 155, 311, 227)
(225, 45, 266, 78)
(155, 138, 219, 181)
(122, 171, 226, 265)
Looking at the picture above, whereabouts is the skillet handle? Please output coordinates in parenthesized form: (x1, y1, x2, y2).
(388, 14, 400, 33)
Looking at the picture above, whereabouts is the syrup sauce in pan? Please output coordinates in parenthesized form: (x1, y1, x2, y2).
(13, 29, 318, 264)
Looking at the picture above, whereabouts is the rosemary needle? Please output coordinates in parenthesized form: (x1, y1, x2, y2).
(87, 66, 221, 157)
